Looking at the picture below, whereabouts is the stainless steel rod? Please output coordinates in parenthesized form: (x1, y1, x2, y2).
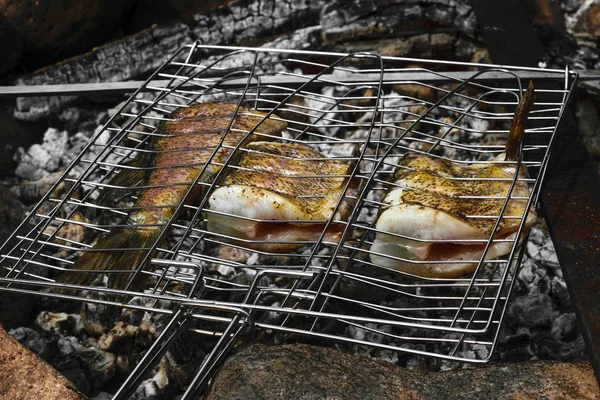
(1, 70, 596, 98)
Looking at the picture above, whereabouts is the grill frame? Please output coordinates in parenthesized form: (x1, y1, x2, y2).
(0, 44, 578, 398)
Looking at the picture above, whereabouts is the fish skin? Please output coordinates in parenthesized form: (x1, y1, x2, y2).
(207, 142, 355, 252)
(56, 103, 286, 292)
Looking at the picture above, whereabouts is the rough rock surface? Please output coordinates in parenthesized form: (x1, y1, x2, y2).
(0, 185, 35, 330)
(575, 97, 600, 157)
(0, 0, 135, 68)
(205, 343, 600, 400)
(0, 324, 85, 400)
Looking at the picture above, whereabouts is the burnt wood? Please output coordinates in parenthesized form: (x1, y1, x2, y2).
(473, 0, 600, 385)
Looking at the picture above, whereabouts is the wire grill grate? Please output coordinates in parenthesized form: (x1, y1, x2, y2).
(0, 44, 577, 398)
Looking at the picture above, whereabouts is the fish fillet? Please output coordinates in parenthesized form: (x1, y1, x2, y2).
(57, 103, 287, 291)
(370, 153, 537, 278)
(207, 142, 355, 252)
(370, 81, 538, 278)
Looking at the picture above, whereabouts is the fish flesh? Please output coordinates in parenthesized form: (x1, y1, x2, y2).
(57, 103, 287, 291)
(207, 142, 355, 252)
(370, 82, 537, 278)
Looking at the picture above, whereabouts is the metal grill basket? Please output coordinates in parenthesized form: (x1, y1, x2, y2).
(0, 44, 577, 398)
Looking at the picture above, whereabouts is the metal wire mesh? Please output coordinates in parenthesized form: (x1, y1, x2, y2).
(0, 44, 576, 397)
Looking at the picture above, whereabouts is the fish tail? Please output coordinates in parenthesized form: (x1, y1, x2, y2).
(505, 81, 536, 161)
(55, 226, 163, 293)
(97, 152, 152, 205)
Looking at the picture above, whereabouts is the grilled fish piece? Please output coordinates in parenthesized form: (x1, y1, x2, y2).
(57, 103, 286, 291)
(207, 142, 355, 252)
(370, 82, 537, 278)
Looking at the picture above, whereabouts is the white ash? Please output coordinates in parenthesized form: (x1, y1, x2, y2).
(14, 128, 69, 181)
(246, 252, 260, 266)
(217, 263, 236, 276)
(197, 25, 321, 76)
(302, 86, 342, 136)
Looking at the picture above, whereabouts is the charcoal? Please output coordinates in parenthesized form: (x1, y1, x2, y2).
(321, 0, 479, 45)
(53, 353, 91, 395)
(98, 321, 138, 355)
(91, 393, 113, 400)
(10, 170, 68, 204)
(57, 336, 85, 356)
(573, 1, 600, 36)
(79, 347, 118, 390)
(35, 311, 84, 335)
(191, 0, 324, 47)
(81, 293, 124, 337)
(550, 276, 572, 308)
(9, 327, 50, 359)
(150, 314, 206, 386)
(14, 128, 68, 180)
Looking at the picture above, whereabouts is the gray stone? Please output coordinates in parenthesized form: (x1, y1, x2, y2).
(205, 343, 600, 399)
(0, 325, 85, 400)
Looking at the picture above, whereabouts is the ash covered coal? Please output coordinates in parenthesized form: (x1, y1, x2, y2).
(9, 302, 208, 398)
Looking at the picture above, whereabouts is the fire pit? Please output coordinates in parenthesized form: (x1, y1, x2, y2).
(0, 44, 582, 398)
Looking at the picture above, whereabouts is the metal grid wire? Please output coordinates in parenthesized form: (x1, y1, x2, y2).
(0, 44, 576, 397)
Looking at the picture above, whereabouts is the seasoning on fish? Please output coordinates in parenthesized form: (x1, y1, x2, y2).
(370, 81, 537, 278)
(57, 103, 287, 291)
(207, 142, 356, 252)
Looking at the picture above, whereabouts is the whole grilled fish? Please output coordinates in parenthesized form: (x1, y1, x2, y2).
(370, 82, 537, 278)
(57, 103, 287, 291)
(207, 142, 356, 252)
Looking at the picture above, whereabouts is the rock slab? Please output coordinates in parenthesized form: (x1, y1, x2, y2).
(0, 324, 86, 400)
(205, 343, 600, 400)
